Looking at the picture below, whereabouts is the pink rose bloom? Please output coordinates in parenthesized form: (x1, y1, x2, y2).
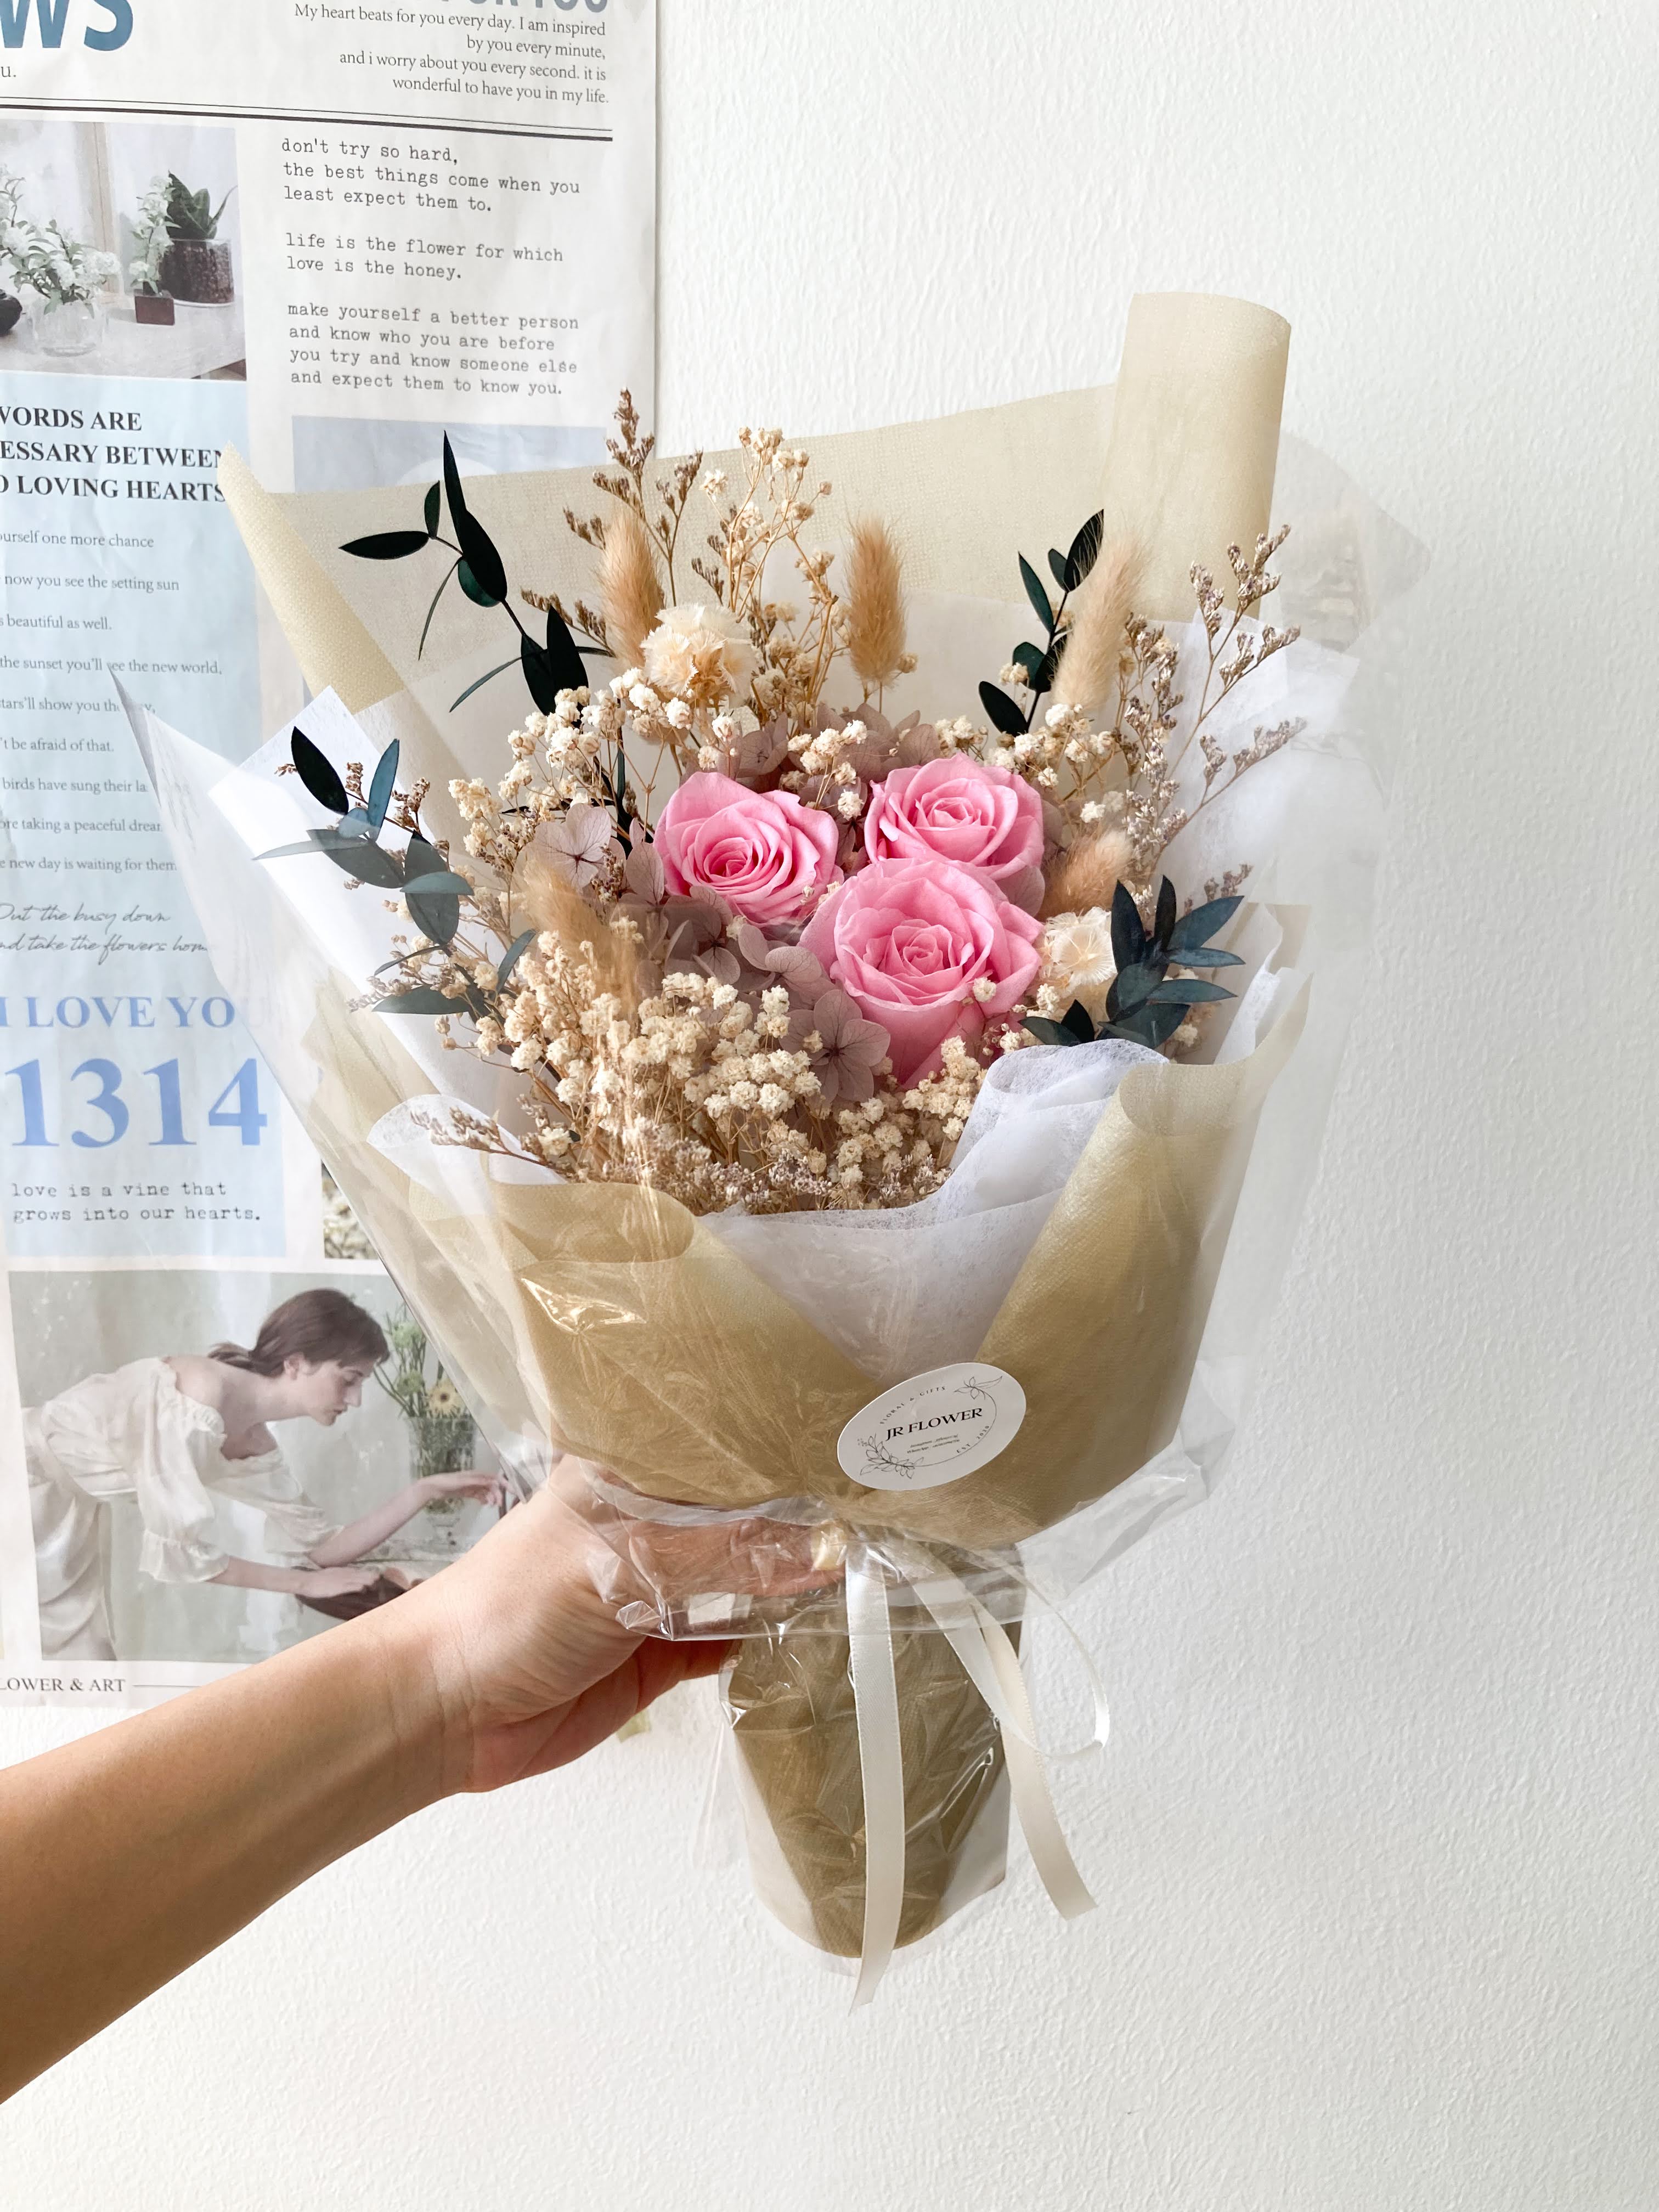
(800, 857, 1042, 1084)
(863, 755, 1043, 883)
(653, 771, 840, 926)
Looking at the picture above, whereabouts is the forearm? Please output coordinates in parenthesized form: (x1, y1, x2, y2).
(209, 1556, 309, 1594)
(306, 1483, 430, 1565)
(0, 1604, 447, 2104)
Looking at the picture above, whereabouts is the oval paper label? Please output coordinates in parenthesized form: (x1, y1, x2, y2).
(837, 1362, 1026, 1492)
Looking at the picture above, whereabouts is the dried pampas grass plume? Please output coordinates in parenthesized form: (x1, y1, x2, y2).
(1040, 828, 1135, 920)
(843, 516, 909, 691)
(1052, 538, 1141, 714)
(599, 501, 664, 673)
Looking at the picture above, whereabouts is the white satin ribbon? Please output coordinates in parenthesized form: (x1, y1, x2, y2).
(844, 1538, 1108, 2006)
(845, 1545, 905, 2007)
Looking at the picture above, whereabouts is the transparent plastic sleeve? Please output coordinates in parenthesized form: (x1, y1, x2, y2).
(133, 298, 1423, 1974)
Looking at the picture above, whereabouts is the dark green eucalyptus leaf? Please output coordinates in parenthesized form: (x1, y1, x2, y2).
(402, 833, 448, 879)
(455, 511, 506, 605)
(1110, 879, 1148, 970)
(1019, 555, 1054, 634)
(1167, 894, 1244, 953)
(367, 742, 399, 831)
(405, 881, 461, 947)
(1023, 1015, 1085, 1049)
(544, 601, 588, 693)
(1047, 546, 1069, 590)
(1113, 961, 1161, 1011)
(1063, 511, 1104, 591)
(1171, 945, 1244, 969)
(498, 928, 538, 988)
(449, 655, 520, 713)
(1154, 875, 1177, 951)
(311, 830, 406, 889)
(1147, 977, 1234, 1005)
(340, 529, 431, 561)
(442, 433, 468, 534)
(1011, 640, 1047, 682)
(423, 481, 441, 538)
(290, 726, 348, 816)
(521, 635, 563, 715)
(1033, 647, 1059, 693)
(457, 555, 499, 608)
(375, 988, 462, 1015)
(417, 559, 459, 659)
(1060, 999, 1097, 1042)
(1104, 999, 1187, 1048)
(396, 868, 471, 898)
(979, 680, 1026, 737)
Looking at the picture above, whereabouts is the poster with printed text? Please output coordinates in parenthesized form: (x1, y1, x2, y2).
(0, 0, 654, 1706)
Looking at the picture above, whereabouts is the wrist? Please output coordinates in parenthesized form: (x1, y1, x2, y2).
(353, 1581, 471, 1803)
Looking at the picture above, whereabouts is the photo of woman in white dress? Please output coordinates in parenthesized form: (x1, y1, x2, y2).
(25, 1288, 501, 1662)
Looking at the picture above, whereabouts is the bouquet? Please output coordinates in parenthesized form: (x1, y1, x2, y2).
(131, 295, 1417, 1998)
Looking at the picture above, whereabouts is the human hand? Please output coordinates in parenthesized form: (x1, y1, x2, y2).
(419, 1471, 505, 1508)
(294, 1565, 382, 1600)
(366, 1474, 736, 1795)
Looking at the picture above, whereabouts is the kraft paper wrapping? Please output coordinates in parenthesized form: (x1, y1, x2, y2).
(214, 295, 1296, 1961)
(726, 1604, 1017, 1960)
(219, 448, 405, 713)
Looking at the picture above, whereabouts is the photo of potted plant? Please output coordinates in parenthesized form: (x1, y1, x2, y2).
(157, 172, 235, 305)
(0, 170, 24, 337)
(127, 176, 174, 325)
(0, 174, 120, 358)
(374, 1306, 485, 1551)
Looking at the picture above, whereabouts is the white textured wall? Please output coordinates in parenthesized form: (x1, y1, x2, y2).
(5, 5, 1657, 2204)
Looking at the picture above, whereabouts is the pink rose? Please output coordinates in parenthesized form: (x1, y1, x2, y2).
(800, 857, 1042, 1084)
(653, 771, 840, 926)
(863, 755, 1043, 883)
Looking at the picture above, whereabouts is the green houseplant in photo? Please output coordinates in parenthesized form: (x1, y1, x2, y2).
(0, 168, 24, 337)
(374, 1307, 480, 1543)
(128, 176, 174, 326)
(1, 191, 120, 358)
(158, 172, 235, 304)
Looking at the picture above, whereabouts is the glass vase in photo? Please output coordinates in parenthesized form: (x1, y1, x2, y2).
(31, 295, 105, 357)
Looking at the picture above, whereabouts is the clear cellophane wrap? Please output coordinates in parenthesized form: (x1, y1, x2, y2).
(136, 296, 1423, 1968)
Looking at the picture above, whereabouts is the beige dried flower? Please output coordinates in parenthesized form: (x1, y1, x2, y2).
(1052, 539, 1140, 713)
(1040, 908, 1116, 1020)
(527, 802, 618, 890)
(599, 500, 664, 673)
(843, 517, 908, 692)
(1040, 827, 1135, 918)
(640, 602, 757, 709)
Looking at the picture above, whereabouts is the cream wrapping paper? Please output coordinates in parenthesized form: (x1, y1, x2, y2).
(156, 295, 1414, 1969)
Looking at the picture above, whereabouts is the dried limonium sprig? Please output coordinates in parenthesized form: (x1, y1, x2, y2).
(978, 518, 1304, 909)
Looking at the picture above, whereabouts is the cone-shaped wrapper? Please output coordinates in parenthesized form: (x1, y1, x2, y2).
(1102, 292, 1290, 619)
(204, 299, 1299, 1965)
(218, 447, 404, 712)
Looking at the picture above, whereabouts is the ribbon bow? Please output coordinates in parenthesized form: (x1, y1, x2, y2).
(844, 1536, 1108, 2006)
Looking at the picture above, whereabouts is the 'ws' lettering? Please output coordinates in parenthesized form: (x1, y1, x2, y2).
(0, 0, 132, 49)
